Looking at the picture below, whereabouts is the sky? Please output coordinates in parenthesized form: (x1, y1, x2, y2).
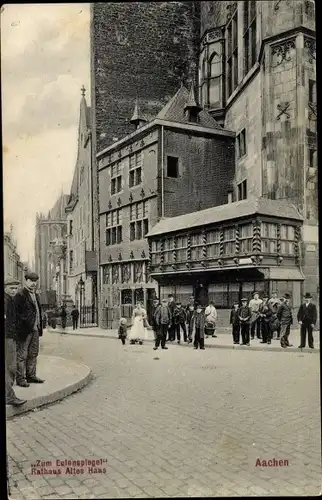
(2, 3, 90, 264)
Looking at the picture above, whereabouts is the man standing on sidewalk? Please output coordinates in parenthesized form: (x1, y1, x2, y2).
(71, 305, 79, 330)
(15, 272, 45, 387)
(5, 278, 27, 406)
(154, 298, 170, 350)
(249, 292, 263, 340)
(297, 293, 317, 349)
(167, 294, 176, 342)
(277, 293, 293, 348)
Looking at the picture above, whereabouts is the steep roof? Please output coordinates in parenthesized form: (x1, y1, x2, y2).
(156, 85, 223, 130)
(49, 193, 69, 220)
(147, 198, 303, 237)
(66, 91, 91, 211)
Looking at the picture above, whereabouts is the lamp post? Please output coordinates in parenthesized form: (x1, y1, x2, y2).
(78, 276, 85, 326)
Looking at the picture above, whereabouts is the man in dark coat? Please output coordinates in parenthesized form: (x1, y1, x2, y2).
(173, 303, 187, 344)
(297, 293, 317, 349)
(150, 298, 161, 341)
(277, 293, 293, 348)
(61, 304, 67, 330)
(71, 306, 79, 330)
(167, 294, 176, 342)
(15, 272, 44, 387)
(5, 278, 26, 406)
(154, 299, 170, 350)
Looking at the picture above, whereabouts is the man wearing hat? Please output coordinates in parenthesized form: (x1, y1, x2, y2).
(249, 292, 263, 340)
(297, 293, 317, 349)
(238, 298, 251, 346)
(5, 278, 27, 406)
(14, 272, 44, 386)
(277, 293, 293, 348)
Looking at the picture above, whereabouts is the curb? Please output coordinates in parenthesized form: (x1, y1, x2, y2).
(6, 358, 92, 420)
(51, 329, 319, 354)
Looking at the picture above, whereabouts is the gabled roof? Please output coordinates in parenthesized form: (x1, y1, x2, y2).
(146, 198, 304, 237)
(156, 85, 223, 130)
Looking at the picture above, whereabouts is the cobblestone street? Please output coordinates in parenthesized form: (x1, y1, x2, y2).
(7, 333, 321, 499)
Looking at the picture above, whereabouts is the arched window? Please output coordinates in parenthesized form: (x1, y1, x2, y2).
(208, 43, 223, 108)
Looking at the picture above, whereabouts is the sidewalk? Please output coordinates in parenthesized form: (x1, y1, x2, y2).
(49, 326, 320, 354)
(6, 355, 91, 420)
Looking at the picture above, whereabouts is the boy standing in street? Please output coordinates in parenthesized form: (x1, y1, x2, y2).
(230, 301, 240, 344)
(238, 298, 251, 346)
(192, 304, 206, 350)
(173, 302, 187, 344)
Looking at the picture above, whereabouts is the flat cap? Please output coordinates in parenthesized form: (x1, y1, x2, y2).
(5, 278, 21, 286)
(25, 271, 39, 281)
(241, 297, 248, 301)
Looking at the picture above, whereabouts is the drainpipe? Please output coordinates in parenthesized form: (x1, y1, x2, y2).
(161, 125, 165, 218)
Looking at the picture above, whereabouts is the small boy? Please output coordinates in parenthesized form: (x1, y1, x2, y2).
(173, 303, 187, 344)
(230, 301, 240, 344)
(192, 304, 206, 350)
(238, 298, 251, 346)
(118, 318, 127, 345)
(186, 303, 195, 343)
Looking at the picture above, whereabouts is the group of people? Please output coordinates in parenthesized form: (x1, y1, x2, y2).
(5, 272, 45, 407)
(118, 291, 318, 352)
(44, 305, 80, 330)
(118, 294, 219, 350)
(230, 291, 317, 349)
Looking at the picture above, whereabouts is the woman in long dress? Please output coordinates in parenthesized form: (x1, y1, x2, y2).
(129, 302, 148, 342)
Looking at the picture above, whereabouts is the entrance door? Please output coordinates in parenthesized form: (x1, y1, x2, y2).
(194, 284, 209, 307)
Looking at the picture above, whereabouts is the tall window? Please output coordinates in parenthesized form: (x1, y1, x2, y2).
(223, 227, 235, 255)
(206, 230, 221, 257)
(280, 225, 295, 256)
(227, 7, 238, 97)
(130, 201, 149, 241)
(261, 222, 278, 253)
(208, 42, 223, 108)
(176, 235, 188, 262)
(102, 265, 111, 284)
(237, 180, 247, 200)
(163, 238, 174, 264)
(129, 152, 142, 187)
(239, 224, 253, 253)
(69, 220, 73, 236)
(237, 129, 246, 159)
(151, 240, 161, 265)
(134, 262, 144, 283)
(243, 1, 257, 76)
(191, 233, 204, 260)
(105, 209, 122, 246)
(111, 162, 122, 195)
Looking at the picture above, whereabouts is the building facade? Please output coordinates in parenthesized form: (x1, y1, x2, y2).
(147, 197, 304, 325)
(65, 87, 97, 315)
(4, 229, 25, 285)
(198, 0, 317, 297)
(97, 85, 236, 327)
(35, 193, 69, 308)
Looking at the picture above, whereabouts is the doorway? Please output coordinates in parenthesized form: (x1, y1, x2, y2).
(194, 284, 209, 307)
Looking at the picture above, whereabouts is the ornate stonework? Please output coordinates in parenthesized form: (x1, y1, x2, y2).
(276, 102, 291, 121)
(304, 37, 316, 64)
(271, 39, 296, 67)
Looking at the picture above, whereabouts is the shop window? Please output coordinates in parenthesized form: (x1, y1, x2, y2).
(237, 179, 247, 200)
(121, 289, 132, 304)
(243, 1, 257, 76)
(166, 156, 179, 178)
(237, 129, 247, 159)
